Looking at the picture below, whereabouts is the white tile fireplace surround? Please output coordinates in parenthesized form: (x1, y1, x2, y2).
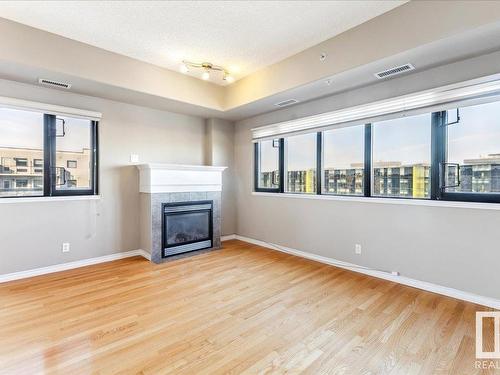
(137, 164, 227, 263)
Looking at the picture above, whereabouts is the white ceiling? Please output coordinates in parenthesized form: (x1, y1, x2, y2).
(0, 0, 404, 85)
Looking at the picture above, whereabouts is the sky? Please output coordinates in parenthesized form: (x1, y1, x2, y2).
(0, 108, 91, 152)
(260, 100, 500, 172)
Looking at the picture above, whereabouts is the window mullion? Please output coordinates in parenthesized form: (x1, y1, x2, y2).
(93, 121, 99, 195)
(254, 142, 259, 192)
(279, 138, 285, 193)
(316, 132, 322, 195)
(364, 124, 372, 197)
(431, 111, 446, 200)
(43, 114, 56, 197)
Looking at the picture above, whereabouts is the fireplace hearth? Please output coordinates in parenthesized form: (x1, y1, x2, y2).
(162, 201, 213, 257)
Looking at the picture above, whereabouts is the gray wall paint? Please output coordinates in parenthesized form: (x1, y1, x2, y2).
(234, 51, 500, 300)
(0, 79, 209, 274)
(205, 118, 237, 236)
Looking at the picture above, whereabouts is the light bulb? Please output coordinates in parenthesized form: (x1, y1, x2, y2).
(180, 63, 189, 74)
(202, 71, 210, 80)
(225, 75, 235, 83)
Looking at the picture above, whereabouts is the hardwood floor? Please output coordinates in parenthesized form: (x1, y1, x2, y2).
(0, 240, 496, 374)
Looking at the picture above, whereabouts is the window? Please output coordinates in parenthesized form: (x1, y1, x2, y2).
(52, 116, 96, 194)
(372, 114, 431, 199)
(0, 108, 98, 198)
(253, 93, 500, 205)
(438, 101, 500, 202)
(15, 158, 28, 167)
(16, 179, 28, 188)
(322, 125, 365, 196)
(285, 133, 317, 194)
(0, 108, 44, 197)
(67, 160, 77, 169)
(255, 139, 281, 192)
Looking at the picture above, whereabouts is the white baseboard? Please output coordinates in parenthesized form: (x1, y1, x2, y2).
(0, 249, 150, 283)
(3, 235, 498, 310)
(221, 234, 236, 241)
(234, 235, 500, 310)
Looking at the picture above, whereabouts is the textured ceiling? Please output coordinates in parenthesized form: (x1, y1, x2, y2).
(0, 1, 404, 85)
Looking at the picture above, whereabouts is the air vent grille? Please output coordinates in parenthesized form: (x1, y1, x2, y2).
(275, 99, 299, 107)
(38, 78, 72, 89)
(374, 64, 415, 79)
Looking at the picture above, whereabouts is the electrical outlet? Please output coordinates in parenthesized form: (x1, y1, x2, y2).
(355, 244, 362, 255)
(130, 154, 139, 163)
(62, 243, 70, 253)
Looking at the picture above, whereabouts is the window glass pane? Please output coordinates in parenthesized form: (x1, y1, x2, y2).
(372, 114, 431, 198)
(446, 101, 500, 194)
(285, 133, 317, 194)
(0, 108, 44, 197)
(257, 139, 280, 189)
(322, 125, 364, 195)
(55, 116, 92, 190)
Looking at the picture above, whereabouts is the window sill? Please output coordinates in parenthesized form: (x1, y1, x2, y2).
(252, 192, 500, 210)
(0, 195, 101, 204)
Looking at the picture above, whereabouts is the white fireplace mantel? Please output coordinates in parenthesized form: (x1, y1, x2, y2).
(137, 163, 227, 193)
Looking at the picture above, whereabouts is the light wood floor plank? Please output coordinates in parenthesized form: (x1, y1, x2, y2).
(0, 240, 496, 374)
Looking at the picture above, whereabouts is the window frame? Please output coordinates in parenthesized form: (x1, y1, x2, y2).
(254, 100, 500, 205)
(254, 139, 284, 193)
(0, 112, 98, 199)
(283, 132, 319, 195)
(45, 115, 99, 197)
(433, 110, 500, 204)
(370, 114, 432, 201)
(320, 125, 367, 198)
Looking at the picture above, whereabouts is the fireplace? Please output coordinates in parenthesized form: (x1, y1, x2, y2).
(138, 163, 226, 264)
(162, 200, 213, 257)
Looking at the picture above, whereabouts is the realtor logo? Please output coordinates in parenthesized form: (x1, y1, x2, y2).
(476, 311, 500, 359)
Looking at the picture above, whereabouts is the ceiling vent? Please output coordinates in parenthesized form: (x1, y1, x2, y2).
(275, 99, 299, 107)
(38, 78, 72, 89)
(374, 64, 415, 79)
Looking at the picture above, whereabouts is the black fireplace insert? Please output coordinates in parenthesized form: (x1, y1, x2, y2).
(162, 200, 213, 257)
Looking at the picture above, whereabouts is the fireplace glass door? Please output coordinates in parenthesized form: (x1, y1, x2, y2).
(162, 201, 213, 257)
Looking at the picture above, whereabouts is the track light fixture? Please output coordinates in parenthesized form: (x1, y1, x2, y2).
(180, 60, 234, 83)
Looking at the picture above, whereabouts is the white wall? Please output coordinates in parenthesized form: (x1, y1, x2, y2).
(234, 51, 500, 300)
(0, 79, 210, 274)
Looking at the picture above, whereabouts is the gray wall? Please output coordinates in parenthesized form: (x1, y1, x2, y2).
(0, 79, 216, 274)
(205, 118, 236, 236)
(234, 51, 500, 300)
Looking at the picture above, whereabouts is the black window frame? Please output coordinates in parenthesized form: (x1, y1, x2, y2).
(254, 101, 500, 205)
(320, 125, 367, 198)
(254, 139, 284, 193)
(0, 112, 98, 199)
(433, 110, 500, 203)
(44, 115, 99, 197)
(283, 132, 319, 195)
